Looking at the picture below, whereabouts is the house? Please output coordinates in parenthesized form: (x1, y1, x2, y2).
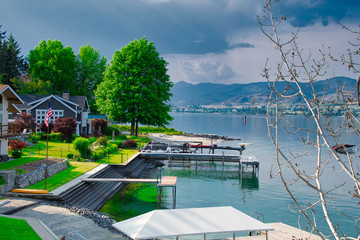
(14, 90, 90, 136)
(0, 85, 24, 162)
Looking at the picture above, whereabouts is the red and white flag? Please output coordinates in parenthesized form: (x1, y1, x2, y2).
(45, 101, 53, 127)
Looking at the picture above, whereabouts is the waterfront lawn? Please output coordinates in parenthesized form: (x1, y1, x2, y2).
(27, 161, 99, 191)
(0, 216, 41, 240)
(23, 140, 77, 159)
(102, 148, 139, 164)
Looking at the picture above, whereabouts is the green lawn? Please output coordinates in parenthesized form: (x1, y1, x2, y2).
(103, 149, 139, 164)
(0, 216, 41, 240)
(23, 140, 77, 159)
(28, 161, 100, 191)
(0, 156, 43, 170)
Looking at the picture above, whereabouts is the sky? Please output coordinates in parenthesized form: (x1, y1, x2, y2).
(1, 0, 359, 85)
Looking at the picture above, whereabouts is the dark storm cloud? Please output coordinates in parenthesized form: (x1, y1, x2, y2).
(276, 0, 360, 27)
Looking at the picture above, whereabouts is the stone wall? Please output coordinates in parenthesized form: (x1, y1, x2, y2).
(15, 158, 68, 189)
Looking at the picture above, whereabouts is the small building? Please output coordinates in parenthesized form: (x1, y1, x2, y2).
(0, 85, 24, 162)
(13, 91, 90, 136)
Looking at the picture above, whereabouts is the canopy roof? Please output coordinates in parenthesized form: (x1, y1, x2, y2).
(113, 206, 274, 239)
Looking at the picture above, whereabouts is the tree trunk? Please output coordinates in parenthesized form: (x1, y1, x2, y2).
(135, 121, 139, 136)
(130, 120, 135, 135)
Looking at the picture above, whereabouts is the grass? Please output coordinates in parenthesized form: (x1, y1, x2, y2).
(0, 216, 41, 240)
(23, 140, 77, 158)
(103, 149, 139, 164)
(28, 161, 99, 191)
(0, 156, 43, 170)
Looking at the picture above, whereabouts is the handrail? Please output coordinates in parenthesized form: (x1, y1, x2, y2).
(0, 124, 22, 138)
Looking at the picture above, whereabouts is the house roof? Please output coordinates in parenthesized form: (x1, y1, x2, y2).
(17, 94, 88, 112)
(0, 85, 24, 113)
(112, 206, 274, 240)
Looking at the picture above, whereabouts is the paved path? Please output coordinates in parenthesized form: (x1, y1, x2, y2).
(0, 198, 123, 240)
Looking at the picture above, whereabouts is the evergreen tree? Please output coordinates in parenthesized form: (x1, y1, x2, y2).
(0, 25, 28, 88)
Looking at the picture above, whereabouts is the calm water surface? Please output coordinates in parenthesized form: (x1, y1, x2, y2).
(101, 113, 359, 238)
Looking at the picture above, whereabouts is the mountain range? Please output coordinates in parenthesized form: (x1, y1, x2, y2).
(170, 77, 357, 106)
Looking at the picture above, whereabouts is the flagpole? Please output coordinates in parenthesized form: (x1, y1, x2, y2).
(45, 125, 49, 190)
(44, 100, 52, 190)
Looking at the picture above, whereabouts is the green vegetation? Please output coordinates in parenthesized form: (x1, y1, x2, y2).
(100, 183, 158, 221)
(0, 216, 41, 240)
(119, 125, 183, 135)
(28, 162, 99, 191)
(0, 156, 43, 171)
(96, 37, 173, 136)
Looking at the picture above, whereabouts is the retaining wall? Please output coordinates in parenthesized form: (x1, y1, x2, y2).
(15, 158, 68, 189)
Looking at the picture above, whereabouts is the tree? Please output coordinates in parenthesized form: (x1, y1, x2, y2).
(75, 44, 106, 113)
(26, 40, 77, 94)
(258, 1, 359, 239)
(91, 118, 107, 137)
(53, 117, 77, 142)
(13, 112, 36, 132)
(0, 25, 28, 89)
(95, 38, 173, 136)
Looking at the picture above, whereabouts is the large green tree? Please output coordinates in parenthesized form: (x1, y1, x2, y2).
(96, 38, 173, 135)
(26, 40, 77, 94)
(0, 25, 28, 88)
(75, 44, 106, 113)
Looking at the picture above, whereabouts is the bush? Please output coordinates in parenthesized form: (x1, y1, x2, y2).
(28, 133, 40, 143)
(123, 139, 137, 148)
(88, 137, 98, 143)
(92, 118, 108, 137)
(73, 137, 91, 158)
(67, 153, 74, 159)
(118, 134, 127, 140)
(12, 150, 23, 158)
(53, 117, 77, 142)
(49, 132, 62, 142)
(104, 124, 121, 137)
(96, 137, 108, 147)
(105, 143, 118, 153)
(9, 140, 27, 151)
(114, 140, 123, 148)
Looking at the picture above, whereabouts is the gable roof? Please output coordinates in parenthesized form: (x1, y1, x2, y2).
(0, 85, 24, 113)
(17, 93, 88, 113)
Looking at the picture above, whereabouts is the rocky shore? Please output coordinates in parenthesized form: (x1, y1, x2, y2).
(184, 132, 241, 141)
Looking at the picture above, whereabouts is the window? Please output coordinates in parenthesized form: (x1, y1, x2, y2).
(36, 109, 64, 124)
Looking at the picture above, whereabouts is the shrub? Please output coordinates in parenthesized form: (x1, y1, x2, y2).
(12, 150, 23, 158)
(28, 133, 40, 143)
(53, 117, 77, 142)
(118, 134, 127, 140)
(67, 153, 74, 159)
(123, 139, 137, 148)
(9, 140, 27, 151)
(105, 143, 118, 153)
(73, 137, 90, 158)
(115, 140, 123, 148)
(92, 118, 107, 137)
(104, 124, 120, 137)
(88, 137, 97, 143)
(49, 132, 62, 142)
(38, 122, 54, 133)
(96, 137, 108, 148)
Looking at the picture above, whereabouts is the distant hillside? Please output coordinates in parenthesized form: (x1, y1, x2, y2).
(170, 77, 357, 106)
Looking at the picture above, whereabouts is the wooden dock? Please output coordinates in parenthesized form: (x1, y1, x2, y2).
(82, 175, 177, 208)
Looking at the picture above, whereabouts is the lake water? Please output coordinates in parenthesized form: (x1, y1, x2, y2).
(100, 112, 359, 238)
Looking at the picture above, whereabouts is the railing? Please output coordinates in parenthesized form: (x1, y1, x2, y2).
(0, 124, 21, 138)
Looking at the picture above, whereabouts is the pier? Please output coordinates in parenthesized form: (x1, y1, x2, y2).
(82, 169, 177, 208)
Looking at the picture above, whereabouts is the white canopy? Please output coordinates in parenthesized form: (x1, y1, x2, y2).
(113, 206, 274, 239)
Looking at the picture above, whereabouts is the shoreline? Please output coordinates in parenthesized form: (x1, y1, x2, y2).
(148, 133, 240, 145)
